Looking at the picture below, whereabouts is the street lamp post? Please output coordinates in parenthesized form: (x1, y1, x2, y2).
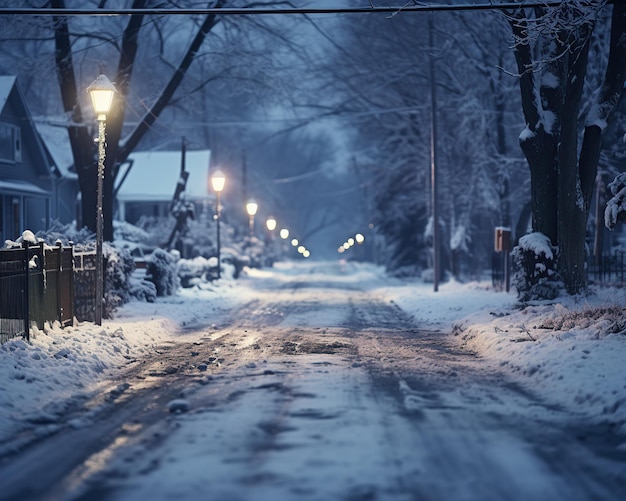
(246, 200, 258, 238)
(87, 72, 116, 326)
(211, 169, 226, 280)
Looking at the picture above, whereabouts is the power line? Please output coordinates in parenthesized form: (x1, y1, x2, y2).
(0, 3, 576, 17)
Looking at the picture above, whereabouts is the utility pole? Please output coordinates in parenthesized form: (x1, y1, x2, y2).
(429, 13, 440, 292)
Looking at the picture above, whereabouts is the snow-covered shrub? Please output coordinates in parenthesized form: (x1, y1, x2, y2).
(103, 243, 135, 317)
(241, 236, 267, 269)
(147, 248, 179, 296)
(221, 247, 249, 279)
(177, 256, 212, 287)
(512, 232, 563, 301)
(605, 172, 626, 231)
(129, 276, 157, 303)
(35, 220, 94, 245)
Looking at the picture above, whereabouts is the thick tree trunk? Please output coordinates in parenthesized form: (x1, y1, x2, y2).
(508, 4, 625, 296)
(51, 1, 96, 233)
(557, 28, 591, 295)
(509, 12, 559, 245)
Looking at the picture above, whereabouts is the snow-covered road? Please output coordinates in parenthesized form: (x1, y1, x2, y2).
(1, 261, 624, 500)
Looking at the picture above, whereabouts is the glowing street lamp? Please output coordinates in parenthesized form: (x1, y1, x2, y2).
(266, 216, 277, 232)
(87, 72, 116, 326)
(246, 199, 258, 237)
(356, 233, 365, 244)
(211, 169, 226, 279)
(280, 228, 289, 239)
(291, 238, 299, 247)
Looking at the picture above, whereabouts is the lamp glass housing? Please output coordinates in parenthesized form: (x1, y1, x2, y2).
(246, 201, 258, 217)
(211, 170, 226, 192)
(87, 74, 116, 115)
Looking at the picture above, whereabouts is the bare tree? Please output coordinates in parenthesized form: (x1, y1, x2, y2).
(51, 0, 226, 241)
(317, 9, 523, 278)
(507, 1, 626, 295)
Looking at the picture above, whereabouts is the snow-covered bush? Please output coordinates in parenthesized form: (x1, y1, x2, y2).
(241, 236, 267, 269)
(35, 220, 94, 245)
(147, 248, 179, 296)
(221, 247, 249, 279)
(103, 243, 135, 317)
(512, 232, 563, 301)
(177, 256, 213, 287)
(605, 172, 626, 231)
(129, 276, 157, 303)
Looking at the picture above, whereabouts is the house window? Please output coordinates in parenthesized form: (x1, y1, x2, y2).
(0, 123, 22, 163)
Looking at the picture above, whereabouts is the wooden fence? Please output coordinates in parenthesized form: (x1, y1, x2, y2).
(0, 242, 75, 343)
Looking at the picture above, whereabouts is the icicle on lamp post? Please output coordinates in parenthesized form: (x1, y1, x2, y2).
(211, 169, 226, 280)
(87, 72, 116, 326)
(246, 200, 258, 238)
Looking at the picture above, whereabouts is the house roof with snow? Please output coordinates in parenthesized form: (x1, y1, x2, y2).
(35, 121, 77, 179)
(0, 75, 16, 112)
(116, 149, 211, 202)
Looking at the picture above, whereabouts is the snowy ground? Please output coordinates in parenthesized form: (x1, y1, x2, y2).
(1, 260, 625, 499)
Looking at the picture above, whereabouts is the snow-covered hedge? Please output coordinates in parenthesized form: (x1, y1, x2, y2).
(605, 172, 626, 231)
(512, 232, 563, 301)
(146, 248, 179, 296)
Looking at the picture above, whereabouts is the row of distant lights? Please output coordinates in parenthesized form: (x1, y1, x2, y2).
(337, 233, 365, 253)
(267, 218, 311, 258)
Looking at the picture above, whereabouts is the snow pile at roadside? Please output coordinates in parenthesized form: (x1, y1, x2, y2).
(0, 318, 174, 444)
(382, 279, 626, 431)
(454, 290, 626, 430)
(0, 276, 247, 447)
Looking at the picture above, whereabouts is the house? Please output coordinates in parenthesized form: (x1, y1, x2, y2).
(115, 149, 211, 224)
(0, 76, 55, 243)
(35, 122, 80, 226)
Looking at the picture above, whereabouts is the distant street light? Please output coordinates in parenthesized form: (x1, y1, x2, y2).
(87, 72, 116, 326)
(266, 217, 277, 232)
(291, 238, 299, 247)
(279, 228, 289, 239)
(211, 169, 226, 279)
(246, 199, 258, 237)
(355, 233, 365, 244)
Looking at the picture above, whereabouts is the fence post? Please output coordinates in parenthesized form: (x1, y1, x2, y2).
(56, 241, 62, 324)
(69, 243, 75, 324)
(23, 241, 29, 343)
